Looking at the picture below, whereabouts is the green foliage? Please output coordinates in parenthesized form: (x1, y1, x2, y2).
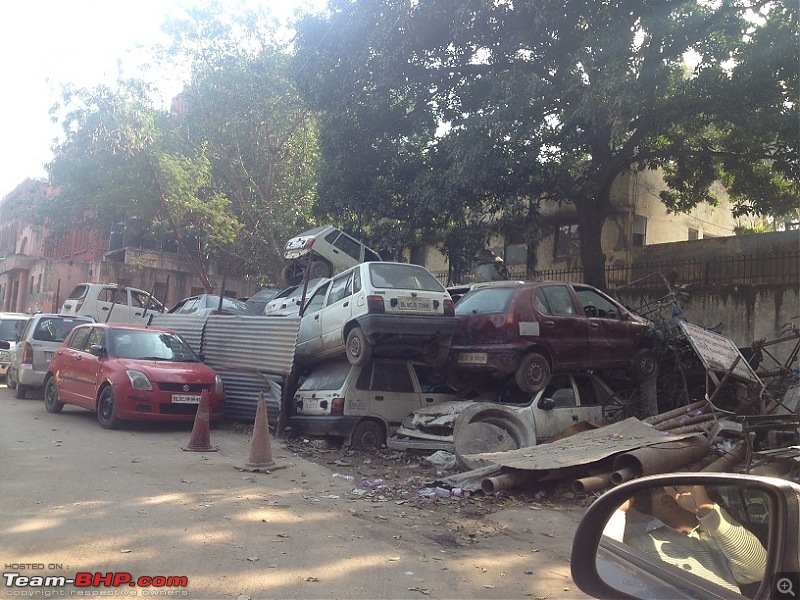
(294, 0, 798, 289)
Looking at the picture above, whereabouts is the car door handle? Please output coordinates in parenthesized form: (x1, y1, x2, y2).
(590, 322, 599, 328)
(134, 312, 142, 316)
(101, 307, 110, 311)
(374, 395, 384, 401)
(572, 415, 579, 422)
(75, 355, 82, 361)
(425, 397, 435, 403)
(343, 301, 349, 307)
(543, 321, 555, 328)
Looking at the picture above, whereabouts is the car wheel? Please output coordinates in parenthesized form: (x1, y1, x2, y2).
(44, 376, 64, 414)
(309, 260, 332, 280)
(15, 381, 28, 399)
(630, 348, 658, 381)
(345, 327, 373, 366)
(603, 389, 643, 423)
(97, 387, 121, 430)
(514, 352, 551, 394)
(350, 420, 384, 450)
(422, 342, 450, 367)
(282, 262, 304, 286)
(7, 367, 17, 389)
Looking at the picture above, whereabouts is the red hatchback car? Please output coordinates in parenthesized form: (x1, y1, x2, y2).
(43, 323, 225, 429)
(448, 281, 657, 394)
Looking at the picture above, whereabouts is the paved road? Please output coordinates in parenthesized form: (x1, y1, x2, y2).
(1, 384, 590, 600)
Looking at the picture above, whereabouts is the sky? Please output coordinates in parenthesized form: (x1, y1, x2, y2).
(0, 1, 322, 199)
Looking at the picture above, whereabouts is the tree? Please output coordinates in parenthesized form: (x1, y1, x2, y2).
(45, 79, 239, 291)
(294, 0, 798, 289)
(158, 2, 320, 282)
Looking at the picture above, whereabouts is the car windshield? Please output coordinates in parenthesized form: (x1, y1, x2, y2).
(455, 287, 517, 315)
(298, 361, 351, 391)
(33, 317, 90, 343)
(367, 264, 444, 291)
(110, 330, 197, 362)
(0, 319, 26, 341)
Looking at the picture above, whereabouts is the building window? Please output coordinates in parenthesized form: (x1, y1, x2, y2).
(688, 228, 699, 241)
(632, 216, 647, 246)
(555, 224, 580, 258)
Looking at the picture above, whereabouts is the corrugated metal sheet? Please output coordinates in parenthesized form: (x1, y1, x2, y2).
(214, 367, 283, 424)
(148, 314, 300, 422)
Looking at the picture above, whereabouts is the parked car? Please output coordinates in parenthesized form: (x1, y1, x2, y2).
(0, 312, 29, 380)
(289, 358, 457, 449)
(294, 262, 460, 367)
(571, 472, 800, 600)
(448, 281, 657, 394)
(61, 283, 165, 325)
(42, 323, 225, 429)
(168, 294, 259, 316)
(7, 313, 96, 398)
(263, 278, 328, 316)
(243, 287, 283, 314)
(282, 225, 382, 285)
(387, 372, 613, 455)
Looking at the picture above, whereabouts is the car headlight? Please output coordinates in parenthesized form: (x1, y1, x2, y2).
(126, 369, 153, 391)
(214, 374, 224, 394)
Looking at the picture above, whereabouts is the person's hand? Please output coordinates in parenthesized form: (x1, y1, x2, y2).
(664, 485, 715, 517)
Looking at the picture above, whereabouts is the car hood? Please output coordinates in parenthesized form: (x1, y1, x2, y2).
(113, 358, 217, 382)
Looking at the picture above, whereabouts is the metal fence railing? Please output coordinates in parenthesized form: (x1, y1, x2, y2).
(434, 252, 800, 291)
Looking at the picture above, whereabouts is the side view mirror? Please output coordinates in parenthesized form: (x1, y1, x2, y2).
(571, 472, 800, 600)
(537, 397, 556, 410)
(88, 344, 105, 357)
(0, 340, 9, 350)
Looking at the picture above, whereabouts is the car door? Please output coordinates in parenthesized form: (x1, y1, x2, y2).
(95, 286, 130, 323)
(572, 285, 639, 368)
(130, 289, 162, 322)
(54, 325, 92, 403)
(68, 326, 106, 408)
(296, 282, 331, 357)
(351, 361, 420, 426)
(318, 270, 357, 352)
(523, 374, 587, 440)
(532, 284, 590, 369)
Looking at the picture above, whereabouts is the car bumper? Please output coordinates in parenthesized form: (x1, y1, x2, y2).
(117, 393, 225, 422)
(17, 365, 47, 389)
(288, 415, 361, 439)
(357, 314, 460, 343)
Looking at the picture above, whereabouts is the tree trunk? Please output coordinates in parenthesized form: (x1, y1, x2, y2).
(576, 200, 608, 291)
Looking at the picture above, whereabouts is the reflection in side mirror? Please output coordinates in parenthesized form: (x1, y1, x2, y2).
(571, 473, 800, 600)
(88, 344, 105, 357)
(599, 483, 769, 598)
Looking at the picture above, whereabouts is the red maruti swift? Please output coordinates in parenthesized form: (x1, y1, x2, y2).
(43, 323, 225, 429)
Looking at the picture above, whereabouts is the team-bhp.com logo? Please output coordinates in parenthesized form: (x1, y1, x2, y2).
(3, 569, 189, 596)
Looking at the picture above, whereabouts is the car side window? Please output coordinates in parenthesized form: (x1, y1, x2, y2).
(537, 285, 577, 317)
(370, 362, 415, 393)
(352, 268, 362, 293)
(67, 327, 91, 351)
(333, 232, 361, 260)
(304, 283, 329, 315)
(324, 229, 340, 244)
(542, 375, 576, 407)
(99, 287, 126, 305)
(574, 375, 600, 406)
(86, 327, 106, 349)
(574, 287, 620, 319)
(326, 274, 351, 306)
(412, 364, 453, 393)
(179, 298, 200, 314)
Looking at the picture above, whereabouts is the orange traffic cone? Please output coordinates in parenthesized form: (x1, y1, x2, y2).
(183, 389, 217, 452)
(244, 392, 274, 469)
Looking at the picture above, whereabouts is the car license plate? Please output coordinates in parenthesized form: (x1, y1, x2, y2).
(398, 297, 432, 311)
(458, 352, 488, 365)
(172, 394, 201, 404)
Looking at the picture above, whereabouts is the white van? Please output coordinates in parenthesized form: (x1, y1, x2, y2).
(60, 283, 165, 325)
(290, 358, 457, 449)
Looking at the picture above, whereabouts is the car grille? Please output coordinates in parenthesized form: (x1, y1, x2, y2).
(157, 382, 210, 393)
(159, 403, 200, 416)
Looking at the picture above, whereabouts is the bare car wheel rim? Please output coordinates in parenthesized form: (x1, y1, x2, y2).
(348, 336, 362, 359)
(525, 362, 544, 388)
(100, 392, 113, 422)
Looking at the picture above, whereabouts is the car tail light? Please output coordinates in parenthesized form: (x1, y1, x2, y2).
(443, 299, 455, 316)
(73, 298, 84, 312)
(331, 397, 345, 415)
(303, 238, 315, 249)
(367, 295, 385, 314)
(22, 342, 33, 365)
